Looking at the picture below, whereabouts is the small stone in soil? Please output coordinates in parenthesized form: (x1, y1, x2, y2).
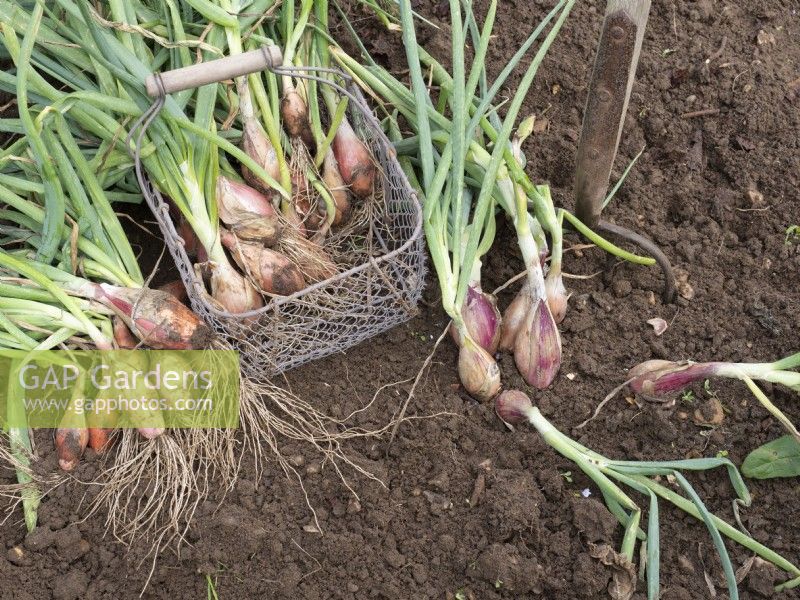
(7, 546, 29, 566)
(693, 397, 725, 426)
(612, 279, 632, 297)
(383, 548, 405, 569)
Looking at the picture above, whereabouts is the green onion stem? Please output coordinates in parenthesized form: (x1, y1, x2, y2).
(0, 252, 111, 349)
(6, 363, 40, 532)
(561, 209, 656, 266)
(518, 403, 800, 593)
(5, 3, 65, 263)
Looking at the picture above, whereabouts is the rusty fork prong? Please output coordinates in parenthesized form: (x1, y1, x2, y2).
(596, 220, 677, 304)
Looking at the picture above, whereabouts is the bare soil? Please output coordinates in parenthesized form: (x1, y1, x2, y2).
(2, 1, 800, 598)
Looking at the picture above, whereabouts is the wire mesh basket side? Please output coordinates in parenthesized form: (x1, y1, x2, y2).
(139, 84, 425, 381)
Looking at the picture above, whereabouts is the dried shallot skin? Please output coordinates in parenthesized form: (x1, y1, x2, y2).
(221, 230, 306, 296)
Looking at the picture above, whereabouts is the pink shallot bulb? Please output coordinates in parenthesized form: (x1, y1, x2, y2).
(495, 390, 534, 425)
(241, 120, 281, 194)
(545, 275, 568, 324)
(498, 284, 533, 353)
(450, 285, 502, 354)
(332, 118, 375, 199)
(216, 176, 281, 245)
(513, 299, 562, 389)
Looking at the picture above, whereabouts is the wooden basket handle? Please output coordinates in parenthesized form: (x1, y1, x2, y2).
(145, 45, 283, 97)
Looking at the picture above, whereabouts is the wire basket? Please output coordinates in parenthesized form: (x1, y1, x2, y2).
(130, 65, 425, 381)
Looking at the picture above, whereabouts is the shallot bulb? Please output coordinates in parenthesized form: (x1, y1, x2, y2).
(216, 176, 281, 245)
(87, 428, 115, 454)
(628, 360, 707, 396)
(450, 285, 501, 354)
(513, 299, 562, 389)
(112, 315, 138, 349)
(241, 120, 281, 194)
(281, 89, 314, 148)
(498, 284, 533, 352)
(137, 426, 165, 440)
(458, 335, 502, 401)
(209, 261, 264, 314)
(96, 285, 212, 350)
(221, 230, 306, 296)
(322, 149, 351, 226)
(545, 274, 569, 324)
(495, 390, 534, 425)
(332, 118, 375, 199)
(55, 426, 88, 471)
(158, 280, 189, 303)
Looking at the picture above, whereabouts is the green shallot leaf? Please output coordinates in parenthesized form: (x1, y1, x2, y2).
(742, 376, 800, 443)
(645, 491, 660, 600)
(6, 364, 39, 532)
(0, 252, 110, 348)
(397, 0, 433, 191)
(602, 146, 645, 210)
(6, 2, 65, 263)
(671, 471, 738, 600)
(561, 209, 656, 266)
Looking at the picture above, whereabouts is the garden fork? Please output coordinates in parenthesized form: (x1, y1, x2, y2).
(573, 0, 676, 302)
